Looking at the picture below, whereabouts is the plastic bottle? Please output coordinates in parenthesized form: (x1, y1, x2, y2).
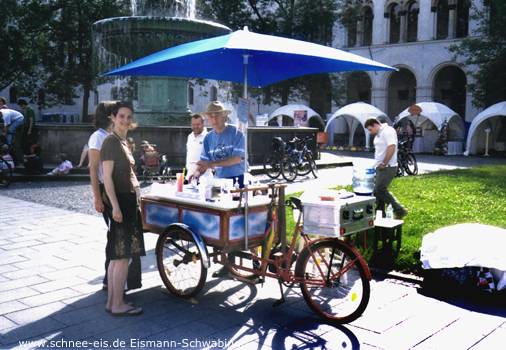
(232, 177, 241, 201)
(386, 204, 394, 220)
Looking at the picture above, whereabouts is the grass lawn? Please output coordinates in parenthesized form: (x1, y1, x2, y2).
(285, 164, 506, 276)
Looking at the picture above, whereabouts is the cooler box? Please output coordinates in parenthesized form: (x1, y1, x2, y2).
(141, 193, 272, 253)
(300, 190, 375, 237)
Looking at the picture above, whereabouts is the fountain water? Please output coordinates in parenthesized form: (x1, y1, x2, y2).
(92, 0, 230, 125)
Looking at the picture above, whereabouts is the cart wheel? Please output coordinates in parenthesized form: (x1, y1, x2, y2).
(295, 239, 370, 324)
(156, 227, 207, 299)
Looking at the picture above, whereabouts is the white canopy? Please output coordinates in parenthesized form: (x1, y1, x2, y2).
(464, 101, 506, 155)
(398, 102, 465, 153)
(324, 102, 391, 149)
(398, 102, 463, 132)
(268, 104, 325, 128)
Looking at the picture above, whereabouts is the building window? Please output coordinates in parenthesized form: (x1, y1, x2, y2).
(363, 6, 374, 46)
(38, 89, 45, 107)
(389, 4, 401, 44)
(407, 2, 419, 42)
(210, 86, 217, 101)
(94, 91, 99, 105)
(345, 7, 358, 47)
(436, 0, 449, 39)
(188, 87, 194, 105)
(455, 0, 469, 38)
(9, 87, 17, 104)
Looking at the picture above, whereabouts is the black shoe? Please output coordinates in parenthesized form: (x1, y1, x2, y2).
(212, 266, 231, 278)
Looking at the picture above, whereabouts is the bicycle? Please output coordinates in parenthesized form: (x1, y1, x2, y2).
(396, 140, 418, 177)
(263, 137, 286, 179)
(280, 136, 318, 182)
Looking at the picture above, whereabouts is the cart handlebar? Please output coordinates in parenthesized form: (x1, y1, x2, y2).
(230, 183, 287, 193)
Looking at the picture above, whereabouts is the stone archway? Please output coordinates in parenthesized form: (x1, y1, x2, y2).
(387, 68, 417, 117)
(433, 66, 467, 121)
(346, 71, 372, 105)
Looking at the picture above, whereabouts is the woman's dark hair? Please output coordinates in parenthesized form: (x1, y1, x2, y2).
(93, 101, 118, 129)
(112, 101, 137, 130)
(59, 153, 68, 161)
(111, 101, 134, 117)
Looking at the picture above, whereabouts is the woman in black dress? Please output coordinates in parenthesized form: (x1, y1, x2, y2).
(101, 101, 145, 316)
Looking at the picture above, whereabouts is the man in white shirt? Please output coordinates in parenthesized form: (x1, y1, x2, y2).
(1, 109, 24, 145)
(185, 113, 207, 181)
(365, 117, 408, 220)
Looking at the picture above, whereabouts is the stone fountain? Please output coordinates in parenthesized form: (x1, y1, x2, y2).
(92, 0, 230, 126)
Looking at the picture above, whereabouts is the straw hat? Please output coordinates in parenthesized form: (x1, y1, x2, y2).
(200, 101, 231, 116)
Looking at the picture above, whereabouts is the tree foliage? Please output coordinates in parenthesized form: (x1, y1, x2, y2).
(1, 0, 129, 117)
(197, 0, 344, 119)
(449, 0, 506, 108)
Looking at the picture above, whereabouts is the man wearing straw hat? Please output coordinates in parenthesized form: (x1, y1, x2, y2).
(191, 101, 246, 188)
(191, 101, 250, 278)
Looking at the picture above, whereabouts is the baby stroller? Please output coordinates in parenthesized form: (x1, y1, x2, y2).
(141, 147, 171, 183)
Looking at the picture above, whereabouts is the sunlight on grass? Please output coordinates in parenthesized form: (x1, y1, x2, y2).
(284, 164, 506, 275)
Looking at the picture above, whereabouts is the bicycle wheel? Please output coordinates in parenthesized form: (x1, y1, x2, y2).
(0, 158, 12, 187)
(396, 164, 404, 178)
(281, 155, 298, 182)
(156, 227, 207, 299)
(307, 152, 318, 178)
(404, 153, 418, 175)
(263, 153, 282, 179)
(297, 154, 312, 176)
(295, 239, 370, 324)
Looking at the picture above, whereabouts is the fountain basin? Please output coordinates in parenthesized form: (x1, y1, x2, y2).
(92, 16, 230, 125)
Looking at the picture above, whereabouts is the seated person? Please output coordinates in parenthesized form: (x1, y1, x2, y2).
(137, 141, 167, 175)
(0, 143, 15, 171)
(23, 139, 43, 175)
(47, 153, 72, 175)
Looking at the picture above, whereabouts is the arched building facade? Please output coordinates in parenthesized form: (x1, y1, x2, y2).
(336, 0, 484, 123)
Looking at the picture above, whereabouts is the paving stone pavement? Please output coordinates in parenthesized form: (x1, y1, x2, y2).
(1, 195, 506, 350)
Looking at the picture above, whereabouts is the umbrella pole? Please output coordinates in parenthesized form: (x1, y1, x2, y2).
(243, 53, 249, 250)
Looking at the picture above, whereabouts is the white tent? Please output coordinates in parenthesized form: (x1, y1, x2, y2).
(464, 101, 506, 155)
(398, 102, 465, 154)
(268, 104, 325, 128)
(324, 102, 391, 149)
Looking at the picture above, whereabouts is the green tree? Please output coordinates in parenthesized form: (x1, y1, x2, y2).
(0, 0, 54, 91)
(3, 0, 129, 118)
(198, 0, 342, 121)
(449, 1, 506, 108)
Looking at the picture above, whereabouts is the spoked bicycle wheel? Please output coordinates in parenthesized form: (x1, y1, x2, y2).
(295, 239, 370, 324)
(156, 227, 207, 299)
(307, 152, 318, 178)
(297, 154, 312, 176)
(404, 153, 418, 175)
(0, 158, 13, 187)
(263, 153, 282, 179)
(281, 155, 298, 182)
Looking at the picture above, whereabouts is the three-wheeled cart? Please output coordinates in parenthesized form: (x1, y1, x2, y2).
(142, 184, 375, 324)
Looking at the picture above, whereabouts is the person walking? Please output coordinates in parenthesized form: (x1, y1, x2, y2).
(101, 101, 145, 316)
(365, 117, 408, 220)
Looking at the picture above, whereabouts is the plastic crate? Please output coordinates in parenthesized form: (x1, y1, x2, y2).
(300, 190, 375, 237)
